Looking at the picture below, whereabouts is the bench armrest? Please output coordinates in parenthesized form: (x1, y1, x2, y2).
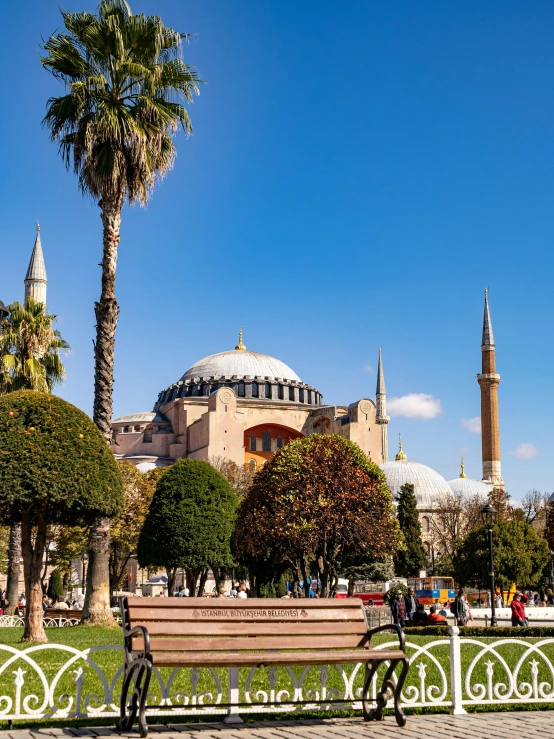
(367, 623, 406, 652)
(120, 596, 150, 659)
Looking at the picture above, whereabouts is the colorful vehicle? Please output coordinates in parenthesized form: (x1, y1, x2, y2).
(407, 576, 456, 605)
(335, 578, 407, 606)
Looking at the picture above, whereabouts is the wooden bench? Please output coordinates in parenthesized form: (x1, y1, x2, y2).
(16, 607, 82, 625)
(119, 597, 409, 736)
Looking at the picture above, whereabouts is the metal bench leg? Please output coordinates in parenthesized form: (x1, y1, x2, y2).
(364, 659, 398, 722)
(362, 660, 380, 720)
(119, 658, 152, 737)
(393, 657, 409, 727)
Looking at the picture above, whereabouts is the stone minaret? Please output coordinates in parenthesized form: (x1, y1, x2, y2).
(375, 347, 390, 463)
(477, 288, 504, 488)
(24, 224, 47, 306)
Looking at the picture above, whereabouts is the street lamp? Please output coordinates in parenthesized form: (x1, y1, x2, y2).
(481, 503, 498, 627)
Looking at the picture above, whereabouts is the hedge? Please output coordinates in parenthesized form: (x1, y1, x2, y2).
(404, 625, 554, 637)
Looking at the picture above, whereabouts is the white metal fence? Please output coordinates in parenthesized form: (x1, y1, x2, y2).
(1, 627, 554, 724)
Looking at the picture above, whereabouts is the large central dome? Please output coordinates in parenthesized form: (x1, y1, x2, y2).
(181, 350, 301, 383)
(154, 329, 322, 410)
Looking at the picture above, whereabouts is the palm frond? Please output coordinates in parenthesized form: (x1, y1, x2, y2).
(41, 0, 203, 205)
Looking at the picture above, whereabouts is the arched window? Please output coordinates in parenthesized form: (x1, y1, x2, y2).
(252, 382, 259, 398)
(299, 388, 305, 403)
(134, 425, 141, 432)
(199, 383, 205, 397)
(144, 431, 152, 443)
(238, 381, 245, 397)
(425, 542, 431, 558)
(248, 459, 257, 471)
(262, 430, 271, 452)
(288, 386, 295, 401)
(422, 516, 430, 533)
(277, 436, 284, 449)
(307, 390, 312, 404)
(123, 426, 130, 433)
(278, 384, 284, 400)
(250, 436, 256, 452)
(265, 382, 272, 398)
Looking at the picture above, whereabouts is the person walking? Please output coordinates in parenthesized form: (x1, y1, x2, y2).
(511, 592, 528, 627)
(390, 591, 407, 628)
(451, 588, 469, 626)
(404, 587, 418, 621)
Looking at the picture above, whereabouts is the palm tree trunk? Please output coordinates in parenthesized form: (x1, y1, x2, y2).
(6, 523, 21, 615)
(21, 508, 48, 643)
(84, 196, 123, 625)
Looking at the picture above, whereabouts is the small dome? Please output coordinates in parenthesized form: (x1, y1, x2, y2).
(448, 477, 493, 496)
(181, 350, 301, 383)
(380, 440, 451, 508)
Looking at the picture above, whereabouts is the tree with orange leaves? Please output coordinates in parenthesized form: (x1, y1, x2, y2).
(235, 434, 401, 597)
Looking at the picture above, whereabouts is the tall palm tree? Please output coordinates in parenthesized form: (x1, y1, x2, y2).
(41, 0, 202, 623)
(0, 298, 70, 613)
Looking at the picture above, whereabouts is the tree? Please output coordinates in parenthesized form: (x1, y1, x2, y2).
(210, 456, 257, 499)
(48, 525, 89, 591)
(47, 569, 64, 600)
(235, 435, 401, 597)
(41, 0, 202, 624)
(0, 298, 70, 614)
(137, 460, 238, 595)
(0, 391, 123, 642)
(429, 490, 488, 559)
(453, 519, 550, 591)
(109, 462, 164, 591)
(393, 483, 426, 578)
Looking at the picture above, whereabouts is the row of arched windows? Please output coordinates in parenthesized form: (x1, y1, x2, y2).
(158, 382, 319, 405)
(250, 432, 284, 452)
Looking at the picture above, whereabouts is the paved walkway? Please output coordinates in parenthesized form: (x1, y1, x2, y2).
(1, 713, 553, 739)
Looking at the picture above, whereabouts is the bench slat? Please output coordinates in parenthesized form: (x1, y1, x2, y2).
(125, 598, 359, 609)
(127, 607, 364, 623)
(133, 634, 368, 652)
(131, 621, 368, 636)
(147, 648, 404, 667)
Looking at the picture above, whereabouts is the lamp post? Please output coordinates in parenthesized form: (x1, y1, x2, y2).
(550, 551, 554, 590)
(481, 503, 498, 627)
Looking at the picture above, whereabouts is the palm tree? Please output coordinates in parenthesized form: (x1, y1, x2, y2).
(0, 299, 69, 392)
(0, 298, 70, 613)
(41, 0, 202, 622)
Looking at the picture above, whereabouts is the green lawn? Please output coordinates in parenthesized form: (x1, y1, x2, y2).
(1, 626, 553, 728)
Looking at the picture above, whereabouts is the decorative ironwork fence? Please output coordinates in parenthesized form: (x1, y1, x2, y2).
(1, 627, 554, 725)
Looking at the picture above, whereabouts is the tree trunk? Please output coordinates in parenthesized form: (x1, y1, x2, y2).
(197, 568, 208, 597)
(82, 517, 114, 625)
(6, 523, 21, 615)
(21, 508, 48, 643)
(86, 196, 123, 625)
(166, 567, 177, 595)
(299, 557, 311, 598)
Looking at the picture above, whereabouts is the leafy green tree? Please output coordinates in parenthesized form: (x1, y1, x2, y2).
(453, 520, 550, 590)
(235, 435, 401, 597)
(0, 297, 70, 613)
(47, 569, 64, 600)
(137, 460, 238, 595)
(0, 391, 123, 642)
(41, 0, 202, 624)
(393, 483, 426, 578)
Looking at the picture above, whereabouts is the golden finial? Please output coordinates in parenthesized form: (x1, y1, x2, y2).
(36, 222, 40, 232)
(395, 433, 407, 461)
(460, 457, 466, 478)
(235, 326, 246, 351)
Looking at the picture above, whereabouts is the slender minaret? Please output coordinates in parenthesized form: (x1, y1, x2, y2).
(24, 224, 47, 306)
(477, 288, 504, 488)
(375, 347, 390, 463)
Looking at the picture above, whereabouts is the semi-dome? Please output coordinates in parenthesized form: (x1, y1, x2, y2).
(380, 438, 452, 508)
(181, 350, 300, 383)
(447, 459, 492, 496)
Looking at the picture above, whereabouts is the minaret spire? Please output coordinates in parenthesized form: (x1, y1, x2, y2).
(24, 223, 47, 306)
(375, 347, 390, 463)
(477, 288, 504, 488)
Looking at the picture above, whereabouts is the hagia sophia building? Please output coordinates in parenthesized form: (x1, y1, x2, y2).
(4, 227, 504, 560)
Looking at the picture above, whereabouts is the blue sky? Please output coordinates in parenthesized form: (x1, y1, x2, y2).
(1, 1, 553, 499)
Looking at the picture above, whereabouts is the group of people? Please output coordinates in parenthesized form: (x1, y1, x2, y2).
(171, 582, 250, 598)
(390, 587, 474, 628)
